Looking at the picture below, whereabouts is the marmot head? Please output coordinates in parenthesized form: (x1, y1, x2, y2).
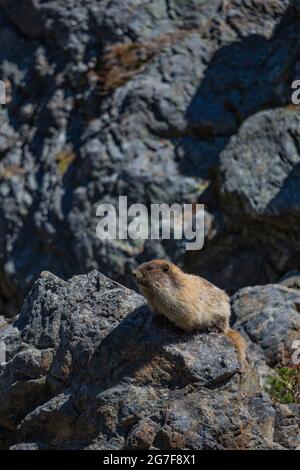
(132, 259, 180, 294)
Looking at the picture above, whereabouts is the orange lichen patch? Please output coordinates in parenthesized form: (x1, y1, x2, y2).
(133, 354, 174, 385)
(166, 431, 186, 449)
(220, 423, 256, 450)
(40, 350, 54, 374)
(96, 42, 156, 93)
(128, 419, 157, 449)
(95, 30, 196, 95)
(154, 428, 187, 449)
(234, 426, 258, 449)
(0, 165, 26, 180)
(54, 150, 76, 176)
(95, 405, 117, 431)
(284, 103, 300, 112)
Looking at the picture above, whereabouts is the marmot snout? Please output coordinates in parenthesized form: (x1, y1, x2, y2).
(133, 260, 176, 290)
(133, 259, 246, 361)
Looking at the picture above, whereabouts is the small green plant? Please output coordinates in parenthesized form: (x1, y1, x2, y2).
(266, 367, 299, 404)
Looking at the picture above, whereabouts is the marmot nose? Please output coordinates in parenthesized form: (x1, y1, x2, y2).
(132, 270, 142, 281)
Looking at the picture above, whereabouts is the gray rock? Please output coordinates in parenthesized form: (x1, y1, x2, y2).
(233, 284, 300, 371)
(273, 403, 300, 449)
(0, 269, 291, 450)
(220, 109, 300, 219)
(232, 283, 300, 449)
(191, 107, 300, 292)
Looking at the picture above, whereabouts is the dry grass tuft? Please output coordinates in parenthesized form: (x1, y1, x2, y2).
(55, 150, 76, 176)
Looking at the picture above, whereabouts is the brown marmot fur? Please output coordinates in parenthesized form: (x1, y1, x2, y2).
(133, 259, 246, 361)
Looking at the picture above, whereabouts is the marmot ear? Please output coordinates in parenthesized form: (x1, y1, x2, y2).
(163, 263, 169, 272)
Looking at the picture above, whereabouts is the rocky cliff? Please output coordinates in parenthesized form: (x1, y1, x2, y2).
(0, 270, 299, 449)
(0, 0, 300, 451)
(1, 0, 300, 317)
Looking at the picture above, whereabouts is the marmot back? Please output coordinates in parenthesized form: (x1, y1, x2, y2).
(132, 259, 246, 361)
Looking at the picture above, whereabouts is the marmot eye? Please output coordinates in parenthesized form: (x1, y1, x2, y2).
(147, 266, 154, 271)
(163, 264, 169, 272)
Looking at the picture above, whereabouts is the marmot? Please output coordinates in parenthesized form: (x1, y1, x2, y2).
(132, 259, 246, 361)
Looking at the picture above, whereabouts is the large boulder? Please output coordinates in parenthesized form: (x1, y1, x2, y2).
(0, 270, 299, 449)
(233, 284, 300, 372)
(220, 109, 300, 220)
(232, 284, 300, 450)
(189, 106, 300, 292)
